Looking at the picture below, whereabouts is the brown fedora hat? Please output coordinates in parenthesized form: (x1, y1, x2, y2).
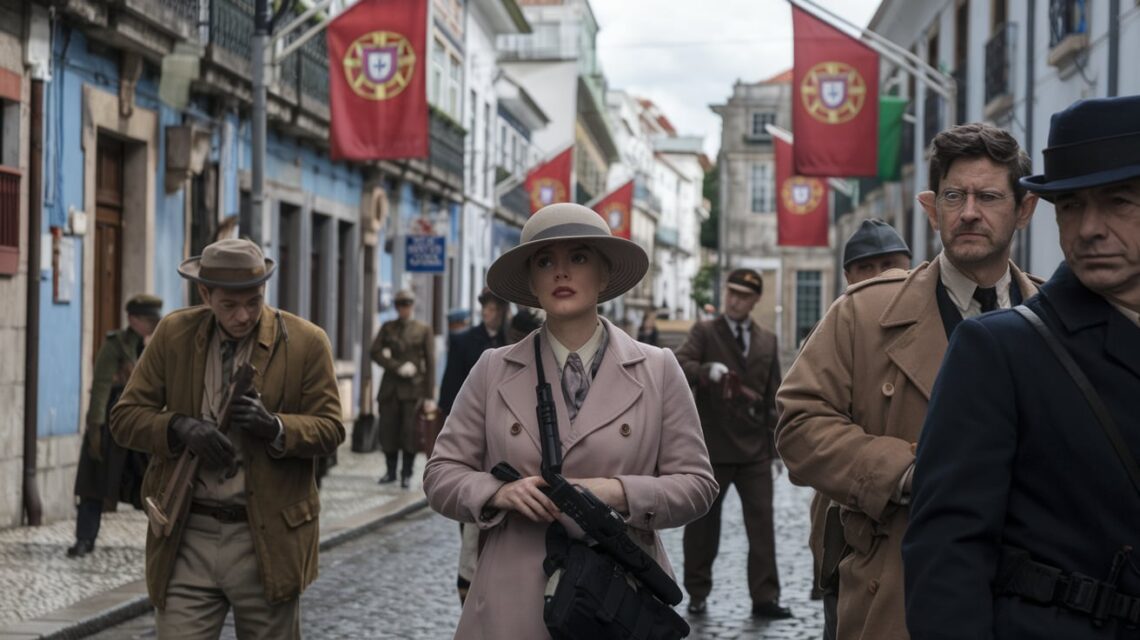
(486, 202, 648, 308)
(178, 238, 276, 288)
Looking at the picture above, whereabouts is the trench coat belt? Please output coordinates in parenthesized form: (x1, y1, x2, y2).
(189, 502, 249, 524)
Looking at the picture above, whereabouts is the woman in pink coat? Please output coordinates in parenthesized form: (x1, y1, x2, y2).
(424, 203, 718, 639)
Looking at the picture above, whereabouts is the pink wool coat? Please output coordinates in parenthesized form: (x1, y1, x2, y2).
(424, 318, 718, 639)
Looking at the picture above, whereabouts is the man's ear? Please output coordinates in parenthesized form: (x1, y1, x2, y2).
(197, 283, 210, 304)
(1015, 193, 1038, 230)
(917, 191, 938, 232)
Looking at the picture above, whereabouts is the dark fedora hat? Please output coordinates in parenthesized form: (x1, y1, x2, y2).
(843, 219, 911, 268)
(1021, 95, 1140, 199)
(178, 238, 276, 288)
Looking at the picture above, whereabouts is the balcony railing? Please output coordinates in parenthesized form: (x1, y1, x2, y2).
(1049, 0, 1087, 48)
(121, 0, 200, 40)
(429, 110, 466, 181)
(209, 0, 253, 73)
(984, 24, 1012, 105)
(299, 33, 329, 107)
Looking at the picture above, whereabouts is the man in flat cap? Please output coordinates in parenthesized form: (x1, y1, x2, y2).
(68, 294, 162, 558)
(843, 219, 912, 284)
(676, 268, 791, 619)
(905, 96, 1140, 639)
(776, 122, 1042, 640)
(371, 288, 436, 488)
(111, 238, 344, 638)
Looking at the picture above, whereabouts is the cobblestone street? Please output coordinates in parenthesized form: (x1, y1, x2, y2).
(95, 468, 822, 639)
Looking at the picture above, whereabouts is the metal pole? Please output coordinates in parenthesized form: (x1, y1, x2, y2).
(912, 74, 928, 264)
(251, 0, 269, 246)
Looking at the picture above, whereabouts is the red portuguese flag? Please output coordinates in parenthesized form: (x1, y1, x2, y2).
(525, 147, 573, 214)
(776, 136, 829, 247)
(592, 180, 634, 239)
(327, 0, 428, 161)
(792, 5, 879, 177)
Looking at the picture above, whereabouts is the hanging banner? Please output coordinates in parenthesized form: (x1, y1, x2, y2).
(327, 0, 428, 161)
(592, 180, 634, 239)
(776, 136, 829, 247)
(525, 147, 573, 214)
(792, 5, 879, 177)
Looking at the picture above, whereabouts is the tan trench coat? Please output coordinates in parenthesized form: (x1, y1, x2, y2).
(424, 319, 718, 639)
(775, 259, 1040, 640)
(110, 305, 345, 609)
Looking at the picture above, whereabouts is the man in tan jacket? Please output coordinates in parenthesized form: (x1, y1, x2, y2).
(776, 123, 1042, 640)
(111, 239, 344, 639)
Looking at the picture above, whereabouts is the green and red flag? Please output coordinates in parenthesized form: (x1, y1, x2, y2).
(792, 5, 879, 177)
(592, 180, 634, 239)
(776, 135, 830, 247)
(525, 147, 573, 214)
(327, 0, 428, 161)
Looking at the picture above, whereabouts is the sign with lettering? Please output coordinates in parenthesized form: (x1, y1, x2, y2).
(405, 235, 445, 273)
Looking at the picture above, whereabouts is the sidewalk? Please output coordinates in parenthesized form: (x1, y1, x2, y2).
(0, 443, 428, 640)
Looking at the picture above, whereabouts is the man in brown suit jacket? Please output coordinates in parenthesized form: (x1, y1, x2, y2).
(111, 239, 344, 639)
(676, 268, 791, 619)
(776, 123, 1041, 640)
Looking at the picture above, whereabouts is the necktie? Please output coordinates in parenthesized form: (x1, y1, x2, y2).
(735, 323, 747, 354)
(973, 286, 999, 313)
(221, 339, 237, 391)
(561, 353, 590, 422)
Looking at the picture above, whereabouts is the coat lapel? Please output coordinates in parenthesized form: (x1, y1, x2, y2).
(496, 334, 548, 454)
(880, 261, 947, 401)
(563, 320, 645, 454)
(191, 312, 212, 418)
(247, 305, 278, 392)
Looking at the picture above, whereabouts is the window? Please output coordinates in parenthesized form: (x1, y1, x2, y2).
(795, 270, 823, 345)
(750, 162, 773, 213)
(429, 38, 445, 107)
(336, 220, 353, 359)
(0, 95, 20, 275)
(468, 89, 478, 191)
(447, 54, 462, 119)
(499, 123, 508, 168)
(483, 102, 492, 196)
(750, 112, 777, 138)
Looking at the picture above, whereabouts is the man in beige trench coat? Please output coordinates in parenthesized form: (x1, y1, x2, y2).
(776, 122, 1042, 640)
(111, 238, 344, 639)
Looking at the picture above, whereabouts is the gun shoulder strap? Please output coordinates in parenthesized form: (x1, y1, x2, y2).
(1014, 305, 1140, 499)
(533, 333, 561, 466)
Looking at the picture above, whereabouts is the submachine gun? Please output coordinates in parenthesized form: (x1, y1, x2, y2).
(144, 362, 257, 538)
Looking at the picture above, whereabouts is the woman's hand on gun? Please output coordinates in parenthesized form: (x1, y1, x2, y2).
(489, 476, 560, 523)
(567, 477, 629, 514)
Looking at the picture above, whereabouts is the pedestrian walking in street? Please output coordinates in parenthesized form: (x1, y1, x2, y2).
(109, 238, 345, 639)
(68, 294, 163, 558)
(371, 289, 436, 489)
(805, 219, 911, 639)
(423, 202, 718, 639)
(438, 286, 511, 604)
(675, 268, 791, 620)
(775, 122, 1042, 640)
(904, 95, 1140, 639)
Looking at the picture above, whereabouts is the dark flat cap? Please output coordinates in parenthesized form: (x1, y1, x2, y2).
(843, 219, 911, 267)
(125, 294, 163, 318)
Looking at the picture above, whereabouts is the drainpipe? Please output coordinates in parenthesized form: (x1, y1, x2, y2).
(23, 79, 45, 526)
(1021, 0, 1036, 270)
(1108, 0, 1119, 96)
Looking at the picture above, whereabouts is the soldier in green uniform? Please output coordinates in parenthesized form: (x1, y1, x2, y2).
(67, 294, 162, 557)
(371, 289, 436, 488)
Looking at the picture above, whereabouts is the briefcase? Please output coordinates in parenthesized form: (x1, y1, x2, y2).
(414, 403, 444, 457)
(351, 413, 378, 453)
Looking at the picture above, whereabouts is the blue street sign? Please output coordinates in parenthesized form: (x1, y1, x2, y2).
(405, 235, 446, 273)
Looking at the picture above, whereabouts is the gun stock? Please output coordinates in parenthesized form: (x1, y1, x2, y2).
(144, 363, 257, 538)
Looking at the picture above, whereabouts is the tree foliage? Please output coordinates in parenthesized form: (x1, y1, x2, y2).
(700, 165, 719, 249)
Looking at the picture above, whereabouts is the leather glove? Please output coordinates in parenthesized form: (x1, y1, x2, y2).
(397, 361, 418, 378)
(230, 389, 280, 441)
(170, 416, 236, 470)
(707, 362, 729, 383)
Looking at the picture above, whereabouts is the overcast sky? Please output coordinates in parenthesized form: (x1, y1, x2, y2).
(592, 0, 883, 158)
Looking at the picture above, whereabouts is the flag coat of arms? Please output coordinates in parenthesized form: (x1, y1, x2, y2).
(792, 5, 879, 177)
(592, 180, 634, 239)
(327, 0, 429, 161)
(775, 136, 829, 247)
(525, 147, 573, 214)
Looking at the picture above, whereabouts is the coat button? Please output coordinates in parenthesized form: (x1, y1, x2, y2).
(881, 383, 895, 397)
(868, 579, 880, 594)
(510, 423, 521, 436)
(619, 424, 631, 437)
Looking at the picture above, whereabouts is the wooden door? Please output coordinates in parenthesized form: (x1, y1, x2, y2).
(94, 137, 124, 359)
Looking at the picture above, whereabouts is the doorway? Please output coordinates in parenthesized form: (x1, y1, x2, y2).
(93, 136, 124, 358)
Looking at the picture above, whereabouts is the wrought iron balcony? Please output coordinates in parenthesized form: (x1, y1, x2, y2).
(209, 0, 253, 74)
(1049, 0, 1087, 48)
(119, 0, 200, 41)
(429, 109, 467, 182)
(984, 24, 1012, 106)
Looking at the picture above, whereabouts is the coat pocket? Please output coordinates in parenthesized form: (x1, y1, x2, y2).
(281, 493, 321, 529)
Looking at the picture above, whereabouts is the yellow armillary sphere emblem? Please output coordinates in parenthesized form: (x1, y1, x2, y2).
(530, 178, 567, 210)
(801, 61, 867, 124)
(781, 177, 825, 215)
(342, 31, 416, 101)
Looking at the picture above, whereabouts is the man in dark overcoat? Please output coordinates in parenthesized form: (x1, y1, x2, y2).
(904, 96, 1140, 639)
(68, 294, 162, 557)
(371, 288, 435, 488)
(676, 268, 790, 619)
(111, 238, 344, 638)
(439, 287, 508, 415)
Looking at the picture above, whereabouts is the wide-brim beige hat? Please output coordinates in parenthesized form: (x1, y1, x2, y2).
(487, 202, 648, 308)
(178, 238, 276, 289)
